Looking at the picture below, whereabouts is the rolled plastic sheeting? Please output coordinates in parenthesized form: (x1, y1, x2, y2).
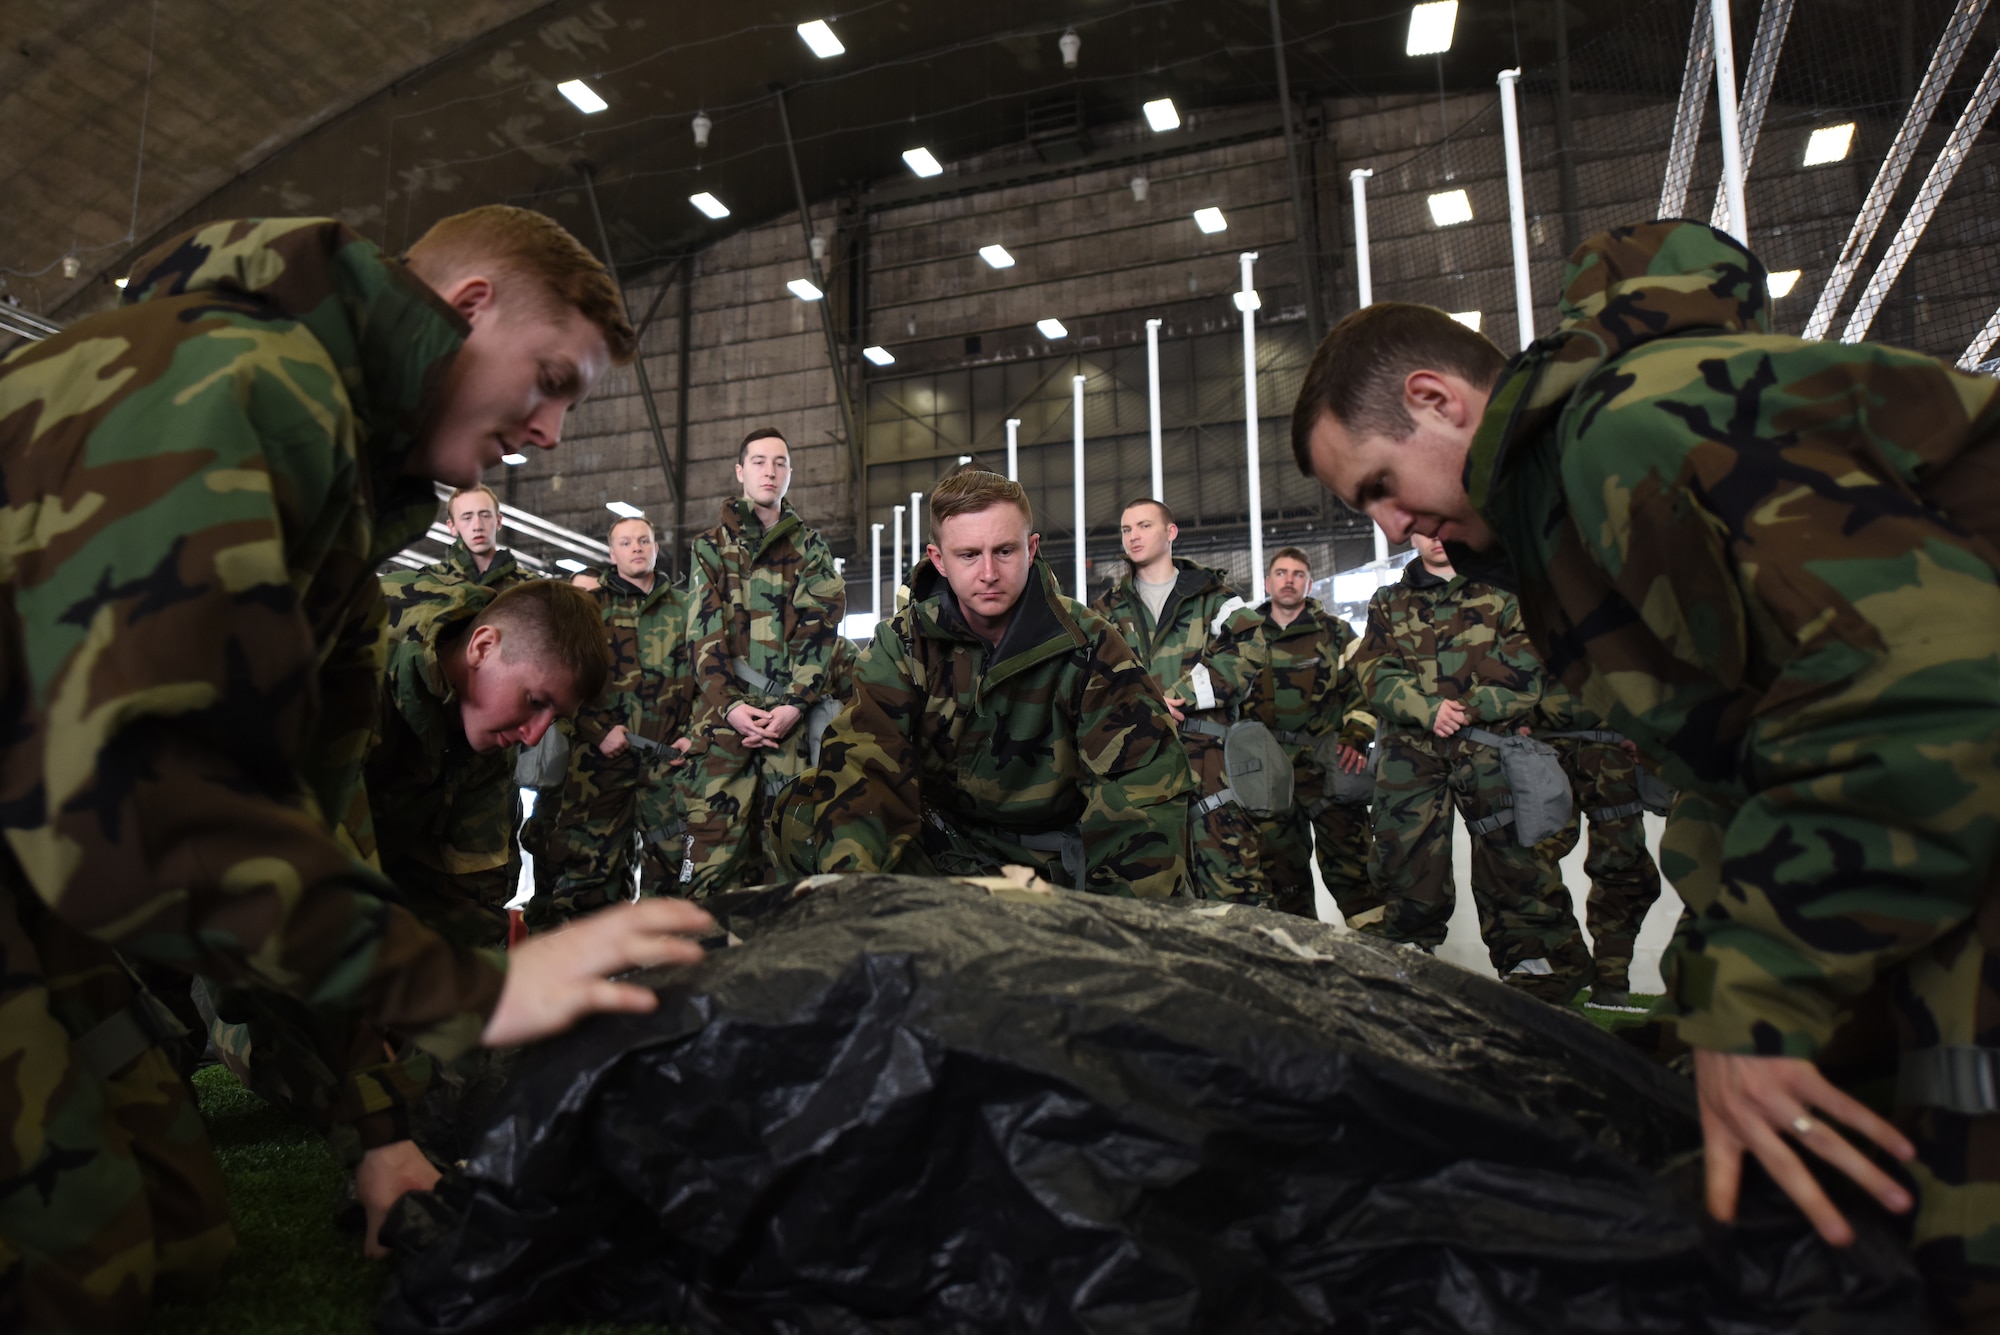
(382, 875, 1923, 1335)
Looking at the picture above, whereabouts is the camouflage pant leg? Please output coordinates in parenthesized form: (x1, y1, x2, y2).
(1365, 740, 1456, 949)
(1182, 734, 1265, 905)
(0, 886, 232, 1333)
(633, 771, 686, 900)
(1257, 806, 1316, 917)
(682, 728, 810, 899)
(1570, 746, 1663, 992)
(527, 776, 642, 930)
(1449, 745, 1590, 1003)
(1897, 1108, 2000, 1332)
(1310, 793, 1379, 924)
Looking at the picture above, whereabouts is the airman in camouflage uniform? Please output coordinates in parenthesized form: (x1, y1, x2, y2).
(1094, 500, 1268, 904)
(680, 429, 846, 897)
(1293, 220, 2000, 1328)
(1352, 536, 1590, 1002)
(527, 518, 694, 927)
(388, 483, 532, 593)
(774, 471, 1191, 896)
(0, 208, 727, 1331)
(1227, 547, 1379, 921)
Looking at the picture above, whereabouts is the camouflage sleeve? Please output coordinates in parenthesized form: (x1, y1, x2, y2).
(684, 536, 735, 734)
(1356, 592, 1433, 731)
(808, 621, 925, 873)
(1457, 595, 1547, 725)
(1565, 400, 2000, 1058)
(1332, 619, 1376, 746)
(2, 334, 502, 1061)
(781, 537, 847, 711)
(1170, 597, 1266, 714)
(1074, 625, 1194, 898)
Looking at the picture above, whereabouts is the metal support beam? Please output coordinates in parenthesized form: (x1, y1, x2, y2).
(1239, 252, 1266, 606)
(1960, 306, 2000, 372)
(1349, 169, 1374, 308)
(1843, 43, 2000, 343)
(580, 166, 680, 526)
(1552, 0, 1582, 254)
(1267, 0, 1323, 346)
(1659, 5, 1715, 219)
(1145, 319, 1165, 498)
(1498, 69, 1536, 350)
(1072, 372, 1088, 601)
(1710, 0, 1795, 231)
(1005, 417, 1021, 481)
(1709, 0, 1749, 242)
(772, 86, 865, 496)
(1806, 0, 1991, 340)
(673, 265, 693, 578)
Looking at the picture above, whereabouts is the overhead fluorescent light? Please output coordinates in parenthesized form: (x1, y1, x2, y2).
(556, 558, 590, 573)
(1192, 207, 1227, 234)
(1037, 318, 1068, 338)
(1233, 289, 1262, 312)
(787, 278, 824, 301)
(500, 452, 529, 466)
(1427, 188, 1473, 226)
(1448, 310, 1482, 331)
(862, 345, 896, 365)
(797, 19, 844, 58)
(689, 192, 730, 219)
(1143, 98, 1181, 132)
(1406, 1, 1458, 56)
(902, 147, 943, 178)
(1802, 123, 1855, 166)
(1767, 269, 1802, 298)
(113, 277, 128, 289)
(605, 501, 646, 518)
(979, 244, 1015, 269)
(557, 79, 608, 114)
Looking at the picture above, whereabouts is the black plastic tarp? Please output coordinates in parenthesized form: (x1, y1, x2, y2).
(380, 874, 1924, 1334)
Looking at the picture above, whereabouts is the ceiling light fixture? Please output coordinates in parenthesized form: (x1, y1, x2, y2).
(692, 111, 712, 149)
(61, 255, 79, 279)
(1143, 98, 1181, 132)
(1448, 310, 1482, 331)
(1767, 269, 1802, 297)
(689, 192, 730, 219)
(1037, 317, 1068, 338)
(113, 276, 128, 289)
(863, 346, 896, 366)
(788, 278, 825, 301)
(979, 244, 1016, 269)
(605, 501, 645, 518)
(798, 19, 845, 58)
(501, 452, 528, 466)
(903, 147, 943, 178)
(1130, 175, 1149, 201)
(1059, 28, 1081, 69)
(557, 79, 608, 114)
(556, 558, 590, 573)
(1193, 207, 1227, 234)
(1406, 1, 1459, 56)
(1233, 289, 1262, 312)
(1802, 123, 1855, 166)
(1427, 188, 1473, 226)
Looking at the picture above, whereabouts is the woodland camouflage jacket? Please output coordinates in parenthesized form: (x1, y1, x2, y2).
(571, 568, 692, 779)
(686, 497, 845, 738)
(388, 538, 529, 592)
(1354, 559, 1547, 753)
(803, 558, 1192, 898)
(1461, 219, 2000, 1057)
(0, 217, 503, 1058)
(1229, 596, 1373, 757)
(1094, 558, 1264, 729)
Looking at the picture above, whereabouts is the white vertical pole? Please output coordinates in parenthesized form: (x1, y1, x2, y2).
(1497, 69, 1536, 350)
(1239, 252, 1265, 606)
(1349, 168, 1374, 308)
(1373, 523, 1389, 564)
(1005, 417, 1021, 481)
(1710, 0, 1749, 243)
(1072, 373, 1088, 601)
(869, 522, 883, 620)
(892, 504, 905, 601)
(1145, 318, 1165, 500)
(909, 490, 922, 575)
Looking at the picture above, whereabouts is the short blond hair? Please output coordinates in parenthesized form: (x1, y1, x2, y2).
(929, 468, 1032, 538)
(407, 205, 637, 364)
(447, 484, 500, 515)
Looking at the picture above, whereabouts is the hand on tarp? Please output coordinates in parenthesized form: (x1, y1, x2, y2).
(1695, 1049, 1915, 1247)
(482, 898, 716, 1047)
(359, 1139, 442, 1259)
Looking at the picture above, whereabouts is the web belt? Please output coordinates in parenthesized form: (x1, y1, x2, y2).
(1193, 787, 1240, 818)
(1899, 1046, 2000, 1114)
(923, 808, 1075, 854)
(1589, 800, 1647, 822)
(1540, 728, 1627, 745)
(1464, 802, 1515, 839)
(1180, 719, 1231, 741)
(731, 656, 778, 696)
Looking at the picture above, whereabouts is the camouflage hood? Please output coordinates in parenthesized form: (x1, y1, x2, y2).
(124, 218, 467, 556)
(445, 540, 522, 588)
(718, 496, 804, 560)
(1464, 220, 1772, 515)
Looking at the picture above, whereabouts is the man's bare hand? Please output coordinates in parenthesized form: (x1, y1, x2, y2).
(726, 702, 779, 748)
(764, 703, 803, 740)
(482, 898, 716, 1048)
(1433, 699, 1469, 738)
(669, 736, 693, 768)
(598, 724, 630, 757)
(1694, 1049, 1915, 1247)
(1162, 694, 1188, 724)
(1337, 744, 1368, 774)
(356, 1139, 440, 1259)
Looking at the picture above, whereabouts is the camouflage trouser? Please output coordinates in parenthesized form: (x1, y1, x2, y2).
(1552, 738, 1661, 992)
(1183, 732, 1266, 905)
(525, 751, 682, 931)
(680, 724, 812, 899)
(0, 882, 233, 1333)
(1365, 734, 1589, 1003)
(1258, 763, 1378, 921)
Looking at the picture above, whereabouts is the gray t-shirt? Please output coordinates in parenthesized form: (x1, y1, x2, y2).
(1137, 573, 1177, 628)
